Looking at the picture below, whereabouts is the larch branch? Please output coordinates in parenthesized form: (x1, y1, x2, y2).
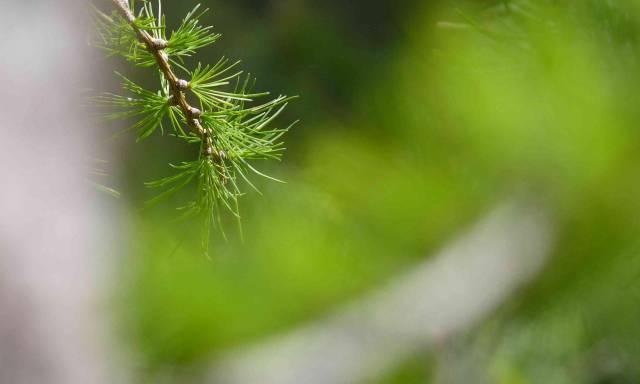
(110, 0, 218, 159)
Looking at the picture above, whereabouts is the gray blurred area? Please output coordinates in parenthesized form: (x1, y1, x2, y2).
(0, 1, 119, 383)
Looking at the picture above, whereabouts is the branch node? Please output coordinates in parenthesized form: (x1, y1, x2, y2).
(176, 79, 190, 90)
(189, 107, 202, 118)
(150, 38, 168, 50)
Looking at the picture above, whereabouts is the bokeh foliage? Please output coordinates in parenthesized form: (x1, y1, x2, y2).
(111, 0, 640, 382)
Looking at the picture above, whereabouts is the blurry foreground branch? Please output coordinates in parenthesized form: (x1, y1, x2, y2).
(205, 201, 554, 384)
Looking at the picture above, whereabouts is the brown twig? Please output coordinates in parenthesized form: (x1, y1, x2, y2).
(110, 0, 217, 158)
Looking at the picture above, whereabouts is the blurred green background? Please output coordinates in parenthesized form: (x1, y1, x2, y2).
(101, 0, 640, 382)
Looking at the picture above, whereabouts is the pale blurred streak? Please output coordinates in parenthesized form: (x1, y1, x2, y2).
(206, 201, 554, 384)
(0, 1, 122, 383)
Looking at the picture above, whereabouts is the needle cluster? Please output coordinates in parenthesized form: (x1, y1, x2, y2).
(93, 0, 295, 249)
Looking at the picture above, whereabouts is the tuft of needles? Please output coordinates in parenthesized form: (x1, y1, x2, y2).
(92, 0, 297, 254)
